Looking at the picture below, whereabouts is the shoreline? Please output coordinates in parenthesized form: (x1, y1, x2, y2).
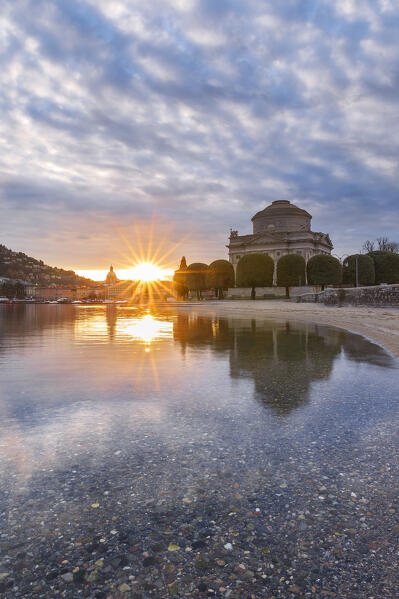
(171, 299, 399, 359)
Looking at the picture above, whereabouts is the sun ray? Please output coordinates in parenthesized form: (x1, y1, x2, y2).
(146, 217, 155, 264)
(133, 222, 146, 263)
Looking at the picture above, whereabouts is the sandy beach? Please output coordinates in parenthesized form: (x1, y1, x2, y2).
(173, 300, 399, 358)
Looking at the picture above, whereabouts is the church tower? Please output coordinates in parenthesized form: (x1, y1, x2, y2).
(105, 265, 118, 285)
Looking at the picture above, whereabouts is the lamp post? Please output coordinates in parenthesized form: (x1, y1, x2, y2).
(333, 253, 361, 287)
(333, 253, 348, 263)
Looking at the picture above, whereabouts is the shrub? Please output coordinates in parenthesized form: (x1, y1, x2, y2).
(236, 253, 274, 299)
(307, 254, 342, 290)
(277, 254, 306, 297)
(342, 254, 375, 286)
(185, 262, 208, 298)
(206, 260, 235, 299)
(367, 251, 399, 284)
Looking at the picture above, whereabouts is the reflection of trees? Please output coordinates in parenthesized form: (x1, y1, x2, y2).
(173, 313, 236, 357)
(173, 314, 388, 416)
(340, 333, 392, 367)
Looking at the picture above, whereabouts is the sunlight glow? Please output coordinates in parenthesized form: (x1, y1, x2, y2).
(125, 262, 170, 282)
(75, 265, 174, 282)
(122, 314, 172, 344)
(75, 217, 188, 303)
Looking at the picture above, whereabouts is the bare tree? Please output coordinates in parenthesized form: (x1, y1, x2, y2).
(362, 239, 375, 253)
(363, 238, 399, 253)
(377, 237, 399, 253)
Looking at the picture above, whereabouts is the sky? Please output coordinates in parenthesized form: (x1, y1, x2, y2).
(1, 0, 399, 274)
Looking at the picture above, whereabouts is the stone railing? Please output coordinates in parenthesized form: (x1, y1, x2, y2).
(293, 284, 399, 307)
(227, 286, 321, 298)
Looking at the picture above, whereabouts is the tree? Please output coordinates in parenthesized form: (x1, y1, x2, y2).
(363, 238, 399, 253)
(173, 257, 189, 300)
(376, 237, 399, 253)
(367, 251, 399, 284)
(206, 260, 235, 299)
(342, 254, 375, 286)
(236, 253, 274, 299)
(277, 254, 306, 298)
(307, 254, 342, 290)
(362, 240, 375, 253)
(185, 262, 208, 299)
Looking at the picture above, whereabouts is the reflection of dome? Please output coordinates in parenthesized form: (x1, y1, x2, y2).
(105, 265, 118, 285)
(252, 200, 311, 234)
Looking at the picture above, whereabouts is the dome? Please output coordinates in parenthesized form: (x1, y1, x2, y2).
(251, 200, 311, 234)
(105, 265, 118, 285)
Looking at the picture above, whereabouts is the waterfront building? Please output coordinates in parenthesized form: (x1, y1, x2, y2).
(31, 285, 88, 300)
(227, 200, 333, 282)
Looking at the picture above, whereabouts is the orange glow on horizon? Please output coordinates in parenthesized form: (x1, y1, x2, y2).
(75, 265, 174, 282)
(75, 218, 190, 298)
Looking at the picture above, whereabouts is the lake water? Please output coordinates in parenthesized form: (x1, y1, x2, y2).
(0, 304, 398, 598)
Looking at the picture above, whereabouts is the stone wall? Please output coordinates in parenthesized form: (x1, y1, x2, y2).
(227, 286, 322, 298)
(293, 284, 399, 307)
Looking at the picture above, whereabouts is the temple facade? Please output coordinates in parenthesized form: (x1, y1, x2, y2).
(227, 200, 333, 281)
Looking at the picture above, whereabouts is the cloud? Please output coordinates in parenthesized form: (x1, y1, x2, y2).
(1, 0, 399, 269)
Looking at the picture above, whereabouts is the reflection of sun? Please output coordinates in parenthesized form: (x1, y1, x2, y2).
(123, 314, 171, 344)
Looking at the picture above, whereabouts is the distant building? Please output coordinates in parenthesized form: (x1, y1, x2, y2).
(227, 200, 333, 282)
(31, 286, 88, 300)
(105, 265, 118, 285)
(107, 280, 135, 300)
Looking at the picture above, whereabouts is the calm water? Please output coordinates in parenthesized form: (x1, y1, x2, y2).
(0, 305, 398, 598)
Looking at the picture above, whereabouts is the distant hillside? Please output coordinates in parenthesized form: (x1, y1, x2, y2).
(0, 244, 95, 287)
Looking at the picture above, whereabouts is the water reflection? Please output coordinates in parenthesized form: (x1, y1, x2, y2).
(172, 312, 393, 414)
(0, 305, 396, 485)
(0, 305, 398, 598)
(75, 307, 173, 347)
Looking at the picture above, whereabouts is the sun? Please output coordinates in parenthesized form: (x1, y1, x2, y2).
(127, 262, 167, 282)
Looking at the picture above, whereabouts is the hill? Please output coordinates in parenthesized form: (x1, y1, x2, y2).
(0, 244, 95, 287)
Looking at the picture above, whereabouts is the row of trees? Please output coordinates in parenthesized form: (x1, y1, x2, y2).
(345, 251, 399, 286)
(174, 250, 399, 300)
(236, 253, 342, 298)
(174, 258, 235, 299)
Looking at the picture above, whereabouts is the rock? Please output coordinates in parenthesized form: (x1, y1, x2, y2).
(87, 570, 98, 583)
(143, 556, 156, 567)
(73, 568, 86, 583)
(119, 583, 131, 593)
(195, 556, 209, 570)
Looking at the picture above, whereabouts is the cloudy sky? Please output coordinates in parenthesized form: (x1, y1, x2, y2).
(1, 0, 399, 273)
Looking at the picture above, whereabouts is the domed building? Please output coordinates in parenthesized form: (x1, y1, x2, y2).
(105, 265, 118, 285)
(227, 200, 333, 281)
